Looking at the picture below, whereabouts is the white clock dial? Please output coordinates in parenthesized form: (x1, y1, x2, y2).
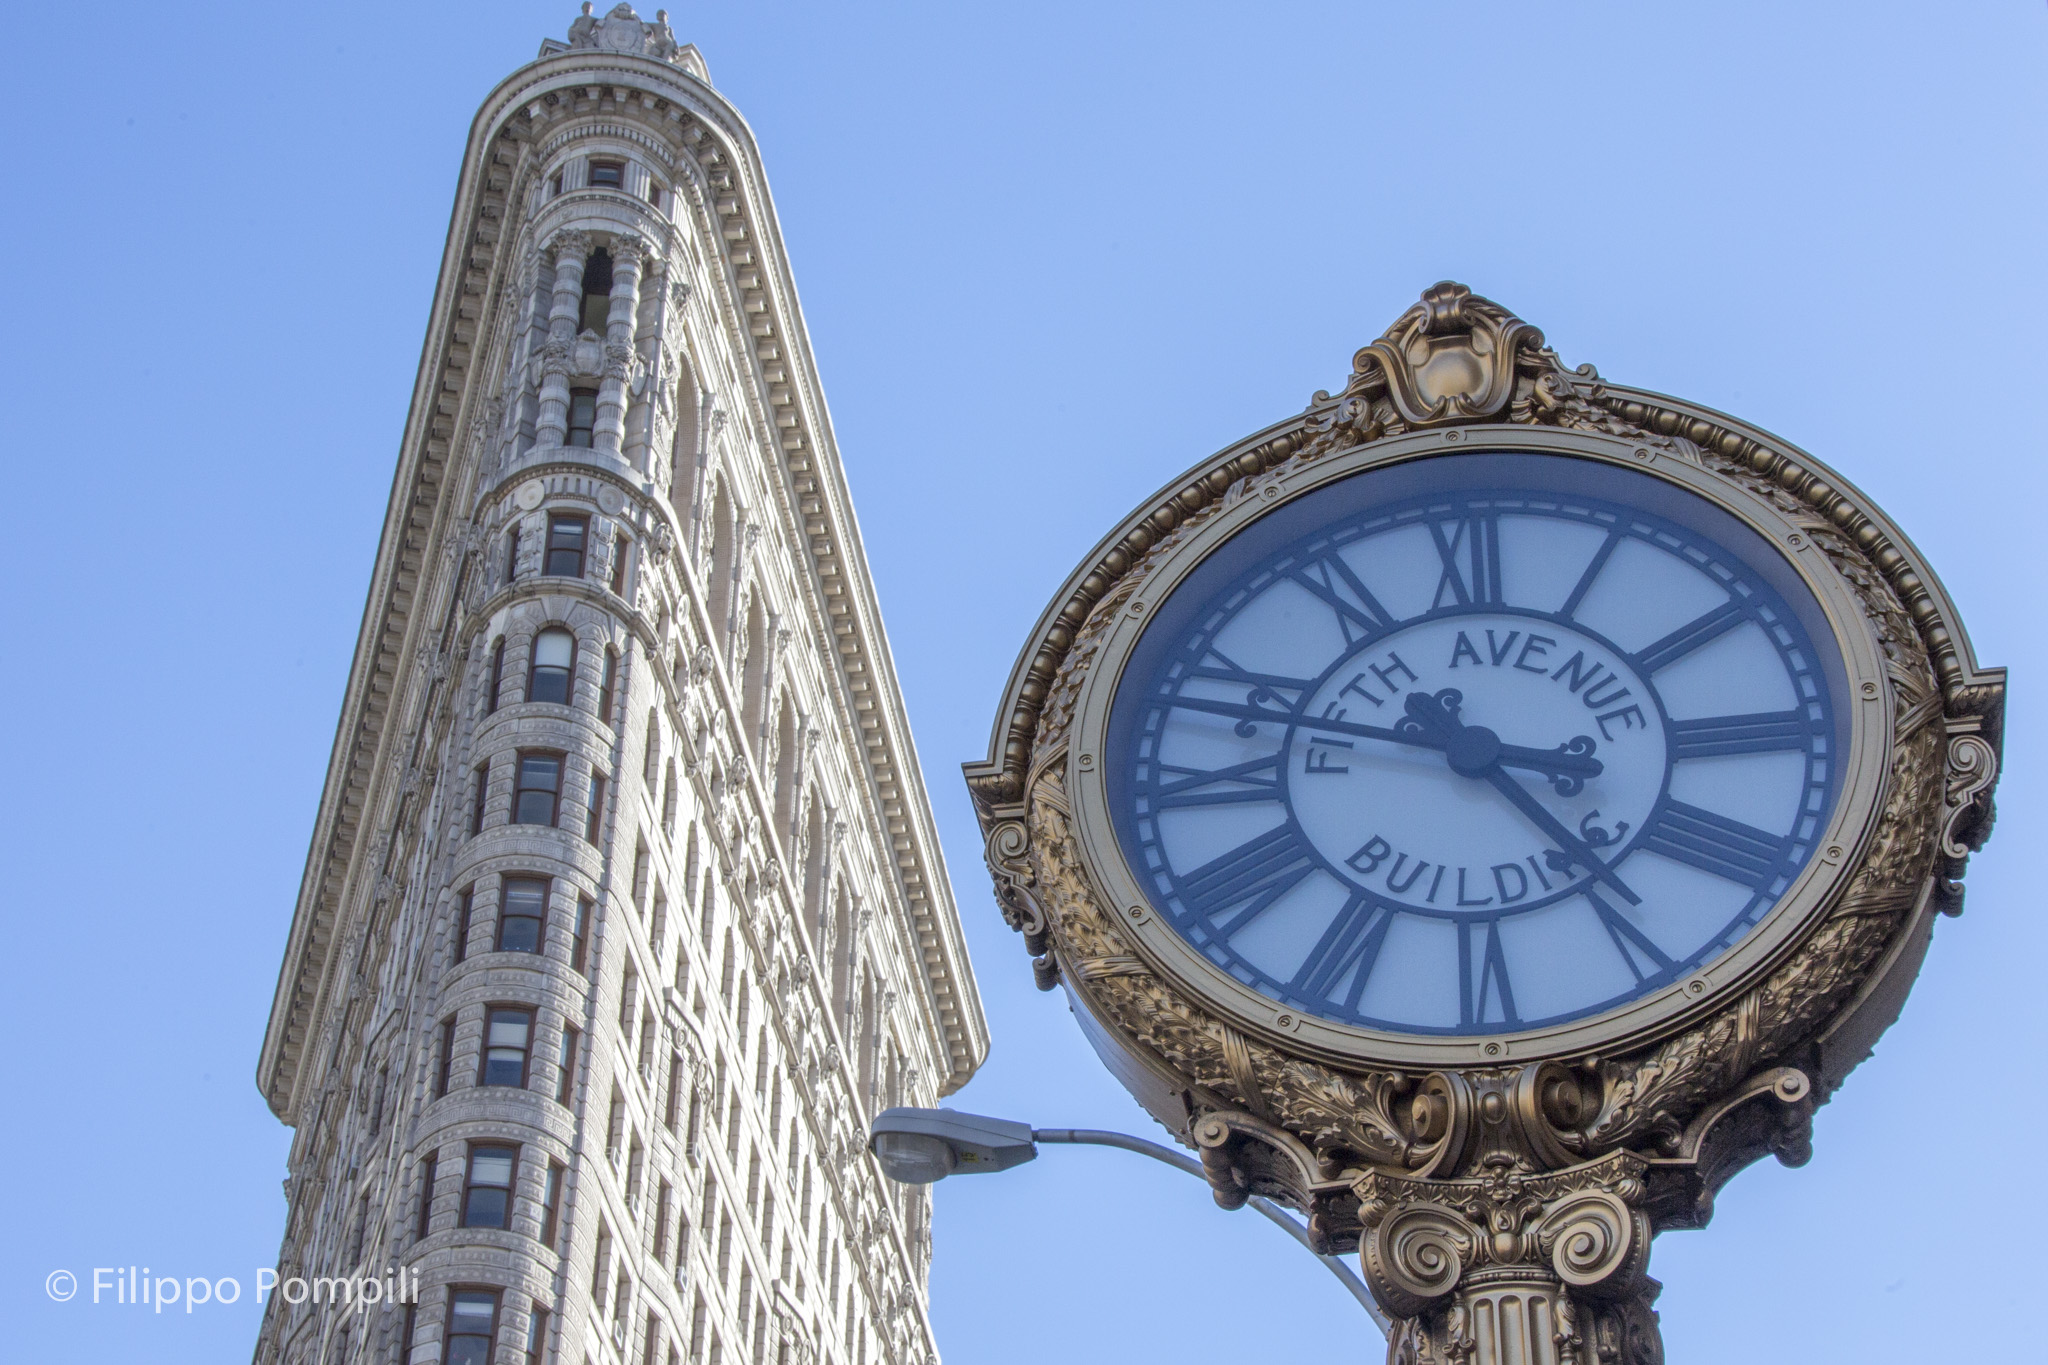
(1108, 453, 1844, 1036)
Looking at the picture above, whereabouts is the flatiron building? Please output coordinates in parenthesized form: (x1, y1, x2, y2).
(254, 8, 986, 1363)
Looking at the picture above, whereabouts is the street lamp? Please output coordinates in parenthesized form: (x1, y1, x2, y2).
(868, 1107, 1389, 1333)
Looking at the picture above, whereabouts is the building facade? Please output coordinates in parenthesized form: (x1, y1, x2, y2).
(254, 9, 987, 1364)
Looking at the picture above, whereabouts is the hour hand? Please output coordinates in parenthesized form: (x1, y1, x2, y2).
(1497, 737, 1601, 796)
(1398, 690, 1603, 795)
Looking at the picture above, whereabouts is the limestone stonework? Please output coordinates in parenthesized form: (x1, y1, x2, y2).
(253, 9, 987, 1364)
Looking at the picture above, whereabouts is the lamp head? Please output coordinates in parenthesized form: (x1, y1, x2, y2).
(867, 1108, 1038, 1185)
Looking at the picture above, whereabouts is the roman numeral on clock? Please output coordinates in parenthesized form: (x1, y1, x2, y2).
(1183, 649, 1316, 703)
(1458, 918, 1520, 1029)
(1288, 893, 1395, 1005)
(1638, 801, 1785, 887)
(1430, 513, 1503, 609)
(1670, 710, 1812, 758)
(1148, 756, 1282, 809)
(1634, 600, 1747, 673)
(1177, 824, 1318, 939)
(1286, 554, 1395, 645)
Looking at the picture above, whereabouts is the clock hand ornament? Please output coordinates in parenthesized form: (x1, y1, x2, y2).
(1400, 690, 1642, 905)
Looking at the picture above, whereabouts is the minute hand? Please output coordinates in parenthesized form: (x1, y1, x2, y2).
(1160, 696, 1605, 786)
(1474, 765, 1641, 906)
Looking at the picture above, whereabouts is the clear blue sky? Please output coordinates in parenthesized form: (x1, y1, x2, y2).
(5, 3, 2042, 1361)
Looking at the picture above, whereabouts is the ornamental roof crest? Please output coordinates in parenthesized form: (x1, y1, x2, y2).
(558, 2, 687, 64)
(1328, 280, 1548, 427)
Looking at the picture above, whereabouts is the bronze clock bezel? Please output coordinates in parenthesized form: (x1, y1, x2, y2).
(1060, 424, 1893, 1069)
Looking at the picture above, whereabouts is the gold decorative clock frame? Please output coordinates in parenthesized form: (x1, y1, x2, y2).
(963, 284, 2003, 1365)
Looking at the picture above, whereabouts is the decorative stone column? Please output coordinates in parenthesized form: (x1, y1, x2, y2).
(1359, 1154, 1659, 1365)
(595, 234, 645, 457)
(536, 229, 591, 448)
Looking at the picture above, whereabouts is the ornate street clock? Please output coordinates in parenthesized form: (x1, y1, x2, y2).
(965, 285, 2003, 1365)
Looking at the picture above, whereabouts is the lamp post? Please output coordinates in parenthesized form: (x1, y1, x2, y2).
(868, 1106, 1390, 1333)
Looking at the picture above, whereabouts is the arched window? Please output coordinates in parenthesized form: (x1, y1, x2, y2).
(529, 628, 575, 705)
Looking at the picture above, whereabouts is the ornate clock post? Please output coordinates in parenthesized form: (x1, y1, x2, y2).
(964, 285, 2003, 1365)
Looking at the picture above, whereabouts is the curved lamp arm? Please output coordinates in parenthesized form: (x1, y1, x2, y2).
(865, 1106, 1387, 1335)
(1032, 1128, 1390, 1333)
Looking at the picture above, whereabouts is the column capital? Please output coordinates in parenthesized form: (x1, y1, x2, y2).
(1358, 1153, 1659, 1365)
(547, 228, 593, 261)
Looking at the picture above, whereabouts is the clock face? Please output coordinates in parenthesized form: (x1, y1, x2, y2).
(1105, 452, 1848, 1037)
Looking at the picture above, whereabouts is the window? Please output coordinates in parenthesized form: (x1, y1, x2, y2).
(462, 1144, 517, 1229)
(654, 1179, 673, 1259)
(645, 182, 664, 211)
(540, 1160, 565, 1246)
(609, 532, 630, 594)
(527, 1303, 551, 1365)
(505, 526, 522, 584)
(632, 843, 650, 909)
(487, 639, 507, 713)
(545, 515, 588, 577)
(549, 169, 563, 197)
(445, 1289, 501, 1365)
(529, 628, 575, 704)
(580, 247, 614, 335)
(598, 647, 619, 725)
(586, 771, 608, 844)
(349, 1193, 369, 1264)
(436, 1018, 457, 1097)
(571, 897, 592, 974)
(512, 752, 562, 826)
(557, 1025, 580, 1105)
(589, 160, 624, 189)
(567, 388, 599, 446)
(480, 1008, 534, 1087)
(471, 761, 490, 835)
(416, 1154, 438, 1239)
(643, 709, 661, 789)
(593, 1223, 614, 1305)
(453, 888, 475, 964)
(498, 877, 548, 953)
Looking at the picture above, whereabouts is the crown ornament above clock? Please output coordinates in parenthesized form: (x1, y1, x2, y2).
(964, 283, 2002, 1365)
